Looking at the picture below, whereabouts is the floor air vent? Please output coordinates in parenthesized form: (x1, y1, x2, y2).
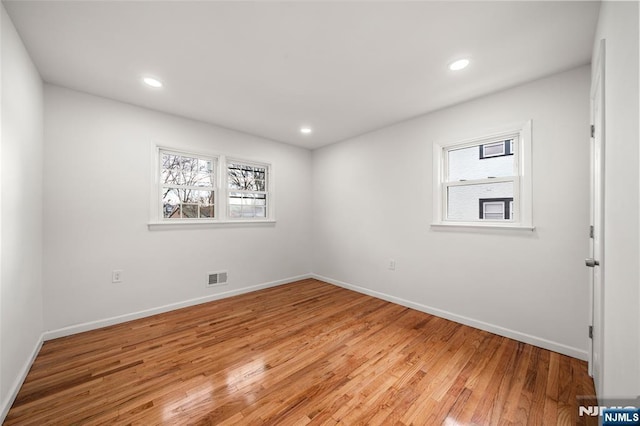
(207, 271, 228, 287)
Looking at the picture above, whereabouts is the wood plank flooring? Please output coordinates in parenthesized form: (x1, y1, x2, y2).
(5, 279, 596, 425)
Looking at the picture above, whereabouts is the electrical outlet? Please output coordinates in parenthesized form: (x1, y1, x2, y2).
(112, 269, 123, 283)
(388, 259, 396, 271)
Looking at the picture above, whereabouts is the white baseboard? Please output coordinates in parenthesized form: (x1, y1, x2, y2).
(312, 273, 588, 361)
(43, 274, 313, 341)
(1, 333, 44, 423)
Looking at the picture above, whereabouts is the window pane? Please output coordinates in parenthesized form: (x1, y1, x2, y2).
(162, 153, 214, 188)
(228, 163, 247, 189)
(194, 159, 213, 187)
(447, 181, 513, 221)
(161, 154, 185, 185)
(181, 157, 197, 173)
(229, 205, 242, 218)
(198, 159, 212, 173)
(229, 192, 243, 205)
(254, 179, 266, 191)
(162, 188, 181, 218)
(182, 204, 198, 218)
(228, 163, 267, 191)
(228, 192, 266, 214)
(228, 200, 267, 218)
(448, 141, 515, 181)
(200, 205, 214, 218)
(242, 206, 257, 217)
(163, 188, 214, 219)
(229, 205, 261, 219)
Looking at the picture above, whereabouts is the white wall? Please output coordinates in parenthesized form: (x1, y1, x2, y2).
(43, 85, 312, 333)
(594, 1, 640, 399)
(312, 66, 591, 359)
(0, 3, 44, 418)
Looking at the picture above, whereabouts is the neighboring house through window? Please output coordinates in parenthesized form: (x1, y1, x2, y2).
(479, 139, 514, 159)
(479, 197, 514, 220)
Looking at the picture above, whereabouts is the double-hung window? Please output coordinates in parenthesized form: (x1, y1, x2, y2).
(433, 121, 533, 229)
(160, 149, 216, 220)
(154, 147, 272, 224)
(227, 161, 269, 219)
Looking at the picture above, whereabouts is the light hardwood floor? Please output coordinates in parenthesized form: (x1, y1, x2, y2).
(5, 279, 596, 425)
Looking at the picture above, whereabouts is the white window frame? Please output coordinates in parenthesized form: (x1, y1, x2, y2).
(432, 121, 534, 230)
(149, 145, 275, 227)
(157, 148, 218, 222)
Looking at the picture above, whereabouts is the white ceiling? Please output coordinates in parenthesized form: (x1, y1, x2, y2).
(4, 1, 600, 149)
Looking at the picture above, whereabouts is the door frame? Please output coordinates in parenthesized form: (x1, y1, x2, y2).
(588, 38, 605, 398)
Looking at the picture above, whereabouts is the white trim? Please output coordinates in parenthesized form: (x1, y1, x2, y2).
(157, 148, 217, 221)
(518, 120, 533, 227)
(148, 219, 276, 230)
(445, 176, 514, 187)
(439, 125, 523, 151)
(312, 274, 585, 361)
(433, 142, 444, 224)
(588, 38, 606, 393)
(1, 334, 44, 423)
(431, 222, 535, 231)
(225, 158, 273, 221)
(43, 274, 312, 340)
(225, 156, 271, 170)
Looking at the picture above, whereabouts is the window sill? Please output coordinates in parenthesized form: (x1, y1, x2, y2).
(148, 219, 276, 230)
(431, 222, 535, 231)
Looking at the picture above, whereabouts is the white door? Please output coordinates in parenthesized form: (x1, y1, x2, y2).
(587, 39, 605, 396)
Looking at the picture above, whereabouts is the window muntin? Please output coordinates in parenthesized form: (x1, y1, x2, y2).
(433, 121, 532, 229)
(160, 150, 216, 220)
(227, 161, 269, 219)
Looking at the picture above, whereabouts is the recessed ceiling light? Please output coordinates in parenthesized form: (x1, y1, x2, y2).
(300, 127, 312, 134)
(143, 77, 163, 88)
(449, 59, 470, 71)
